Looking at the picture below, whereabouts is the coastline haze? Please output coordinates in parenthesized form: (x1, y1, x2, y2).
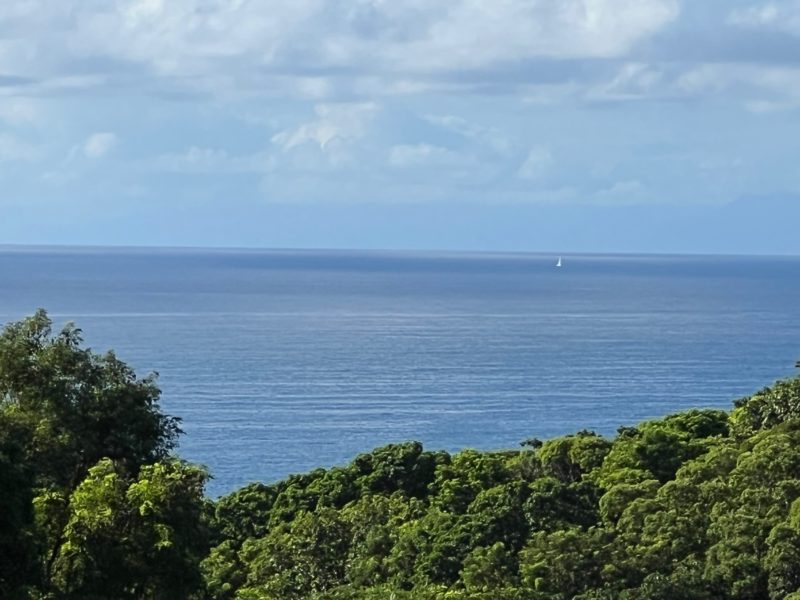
(3, 195, 800, 255)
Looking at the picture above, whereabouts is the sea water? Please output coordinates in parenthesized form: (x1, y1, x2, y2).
(1, 247, 798, 496)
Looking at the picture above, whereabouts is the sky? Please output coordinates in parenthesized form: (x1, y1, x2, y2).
(1, 0, 800, 254)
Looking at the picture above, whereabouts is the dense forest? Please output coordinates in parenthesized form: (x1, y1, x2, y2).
(3, 311, 800, 599)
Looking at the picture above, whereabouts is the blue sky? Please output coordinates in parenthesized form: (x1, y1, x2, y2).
(1, 0, 800, 253)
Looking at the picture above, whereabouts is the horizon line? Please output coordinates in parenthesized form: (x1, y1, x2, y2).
(0, 242, 798, 260)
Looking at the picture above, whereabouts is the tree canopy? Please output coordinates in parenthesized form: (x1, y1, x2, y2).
(2, 311, 800, 599)
(0, 311, 201, 598)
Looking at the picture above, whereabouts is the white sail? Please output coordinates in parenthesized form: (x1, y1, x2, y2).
(556, 256, 562, 267)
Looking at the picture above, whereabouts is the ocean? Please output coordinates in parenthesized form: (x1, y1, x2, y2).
(1, 246, 799, 496)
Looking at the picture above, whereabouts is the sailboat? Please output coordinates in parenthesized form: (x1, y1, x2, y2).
(556, 256, 562, 268)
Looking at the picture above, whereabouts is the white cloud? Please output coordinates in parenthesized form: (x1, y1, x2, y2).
(729, 2, 800, 35)
(379, 0, 680, 71)
(271, 103, 377, 152)
(424, 114, 512, 154)
(83, 132, 117, 158)
(0, 0, 680, 98)
(595, 180, 647, 204)
(588, 63, 663, 101)
(676, 64, 800, 112)
(517, 146, 553, 180)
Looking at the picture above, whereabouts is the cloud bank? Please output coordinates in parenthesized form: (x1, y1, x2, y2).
(1, 0, 799, 254)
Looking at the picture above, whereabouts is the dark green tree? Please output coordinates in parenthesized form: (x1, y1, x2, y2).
(0, 310, 181, 490)
(240, 507, 351, 599)
(0, 412, 37, 598)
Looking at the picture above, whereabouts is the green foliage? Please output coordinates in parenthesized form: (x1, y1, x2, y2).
(202, 539, 248, 600)
(390, 508, 473, 588)
(702, 425, 800, 599)
(468, 482, 529, 552)
(596, 409, 728, 487)
(430, 449, 511, 513)
(537, 430, 612, 483)
(0, 309, 180, 490)
(731, 377, 800, 437)
(0, 412, 37, 598)
(618, 560, 713, 599)
(239, 507, 351, 599)
(765, 515, 800, 600)
(525, 477, 601, 532)
(0, 312, 199, 597)
(341, 494, 425, 588)
(519, 526, 609, 598)
(461, 542, 516, 592)
(4, 311, 800, 600)
(353, 442, 447, 499)
(213, 483, 279, 545)
(50, 458, 209, 599)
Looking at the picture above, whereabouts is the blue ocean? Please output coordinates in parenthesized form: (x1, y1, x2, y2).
(1, 247, 799, 496)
